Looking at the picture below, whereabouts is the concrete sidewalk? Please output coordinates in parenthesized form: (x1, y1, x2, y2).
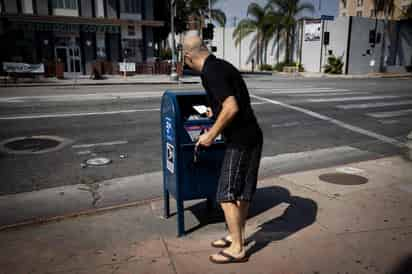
(1, 155, 411, 274)
(0, 74, 201, 87)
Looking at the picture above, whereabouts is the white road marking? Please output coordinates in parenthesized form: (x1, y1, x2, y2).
(308, 95, 401, 103)
(251, 94, 405, 148)
(0, 108, 160, 120)
(72, 141, 128, 149)
(271, 121, 300, 128)
(367, 109, 412, 118)
(338, 100, 412, 110)
(251, 102, 267, 105)
(0, 92, 165, 103)
(271, 89, 350, 94)
(288, 92, 370, 97)
(378, 120, 400, 125)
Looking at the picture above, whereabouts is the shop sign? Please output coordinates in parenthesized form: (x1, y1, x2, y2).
(3, 62, 45, 73)
(11, 22, 120, 33)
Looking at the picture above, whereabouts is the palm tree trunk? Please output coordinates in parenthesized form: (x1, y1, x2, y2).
(276, 27, 280, 64)
(285, 26, 290, 64)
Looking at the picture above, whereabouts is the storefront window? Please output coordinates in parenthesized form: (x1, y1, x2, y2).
(123, 0, 139, 13)
(53, 0, 78, 9)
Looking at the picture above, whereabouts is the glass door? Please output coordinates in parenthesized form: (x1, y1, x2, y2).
(55, 46, 82, 77)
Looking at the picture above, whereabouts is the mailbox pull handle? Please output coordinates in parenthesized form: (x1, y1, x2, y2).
(193, 145, 200, 163)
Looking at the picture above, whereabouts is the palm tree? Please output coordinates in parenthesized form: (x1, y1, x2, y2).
(372, 0, 395, 72)
(402, 4, 412, 19)
(185, 0, 227, 28)
(269, 0, 314, 64)
(233, 2, 280, 66)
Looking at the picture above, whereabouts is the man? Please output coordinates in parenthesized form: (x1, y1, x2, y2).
(183, 35, 263, 264)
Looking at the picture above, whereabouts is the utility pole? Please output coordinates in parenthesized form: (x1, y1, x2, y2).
(170, 0, 178, 81)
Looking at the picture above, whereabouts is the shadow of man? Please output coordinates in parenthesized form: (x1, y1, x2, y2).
(186, 185, 318, 254)
(246, 193, 318, 257)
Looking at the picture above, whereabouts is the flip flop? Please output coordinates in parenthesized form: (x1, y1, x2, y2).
(209, 250, 249, 264)
(211, 237, 232, 248)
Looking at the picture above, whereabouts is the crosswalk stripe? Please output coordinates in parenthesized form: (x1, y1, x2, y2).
(308, 95, 401, 103)
(271, 89, 350, 94)
(288, 92, 370, 97)
(378, 120, 400, 124)
(251, 94, 405, 148)
(338, 100, 412, 110)
(367, 109, 412, 118)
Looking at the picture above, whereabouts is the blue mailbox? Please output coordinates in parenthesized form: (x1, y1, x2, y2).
(161, 90, 225, 237)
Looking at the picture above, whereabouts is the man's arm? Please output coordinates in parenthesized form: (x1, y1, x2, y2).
(196, 96, 239, 148)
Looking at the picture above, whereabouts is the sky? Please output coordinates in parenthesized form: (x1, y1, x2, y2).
(213, 0, 339, 27)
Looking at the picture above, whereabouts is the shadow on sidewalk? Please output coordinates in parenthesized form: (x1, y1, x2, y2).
(246, 190, 318, 257)
(184, 186, 318, 249)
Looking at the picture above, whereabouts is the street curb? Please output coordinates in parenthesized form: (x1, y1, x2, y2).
(0, 196, 162, 232)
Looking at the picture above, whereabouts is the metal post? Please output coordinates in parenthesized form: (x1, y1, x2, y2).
(170, 0, 179, 81)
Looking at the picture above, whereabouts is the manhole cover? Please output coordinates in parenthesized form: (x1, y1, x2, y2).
(86, 157, 112, 166)
(0, 136, 72, 155)
(319, 173, 368, 185)
(5, 138, 60, 152)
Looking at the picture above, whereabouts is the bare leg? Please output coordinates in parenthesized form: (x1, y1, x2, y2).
(220, 202, 243, 253)
(237, 200, 250, 245)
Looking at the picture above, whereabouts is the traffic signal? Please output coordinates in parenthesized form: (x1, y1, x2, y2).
(203, 23, 215, 40)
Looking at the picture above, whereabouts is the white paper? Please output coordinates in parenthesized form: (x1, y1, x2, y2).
(193, 105, 208, 115)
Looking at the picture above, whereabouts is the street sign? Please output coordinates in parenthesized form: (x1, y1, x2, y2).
(321, 15, 334, 21)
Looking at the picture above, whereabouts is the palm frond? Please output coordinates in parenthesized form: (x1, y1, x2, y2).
(211, 9, 227, 27)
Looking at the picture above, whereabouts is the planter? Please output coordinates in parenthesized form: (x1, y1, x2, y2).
(55, 63, 64, 79)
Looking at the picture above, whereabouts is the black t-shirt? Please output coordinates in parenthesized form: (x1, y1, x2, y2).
(201, 54, 263, 147)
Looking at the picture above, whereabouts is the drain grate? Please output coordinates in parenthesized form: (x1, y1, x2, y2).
(319, 173, 368, 185)
(0, 136, 72, 155)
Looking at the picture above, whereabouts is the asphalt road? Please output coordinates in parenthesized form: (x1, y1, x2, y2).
(0, 76, 411, 195)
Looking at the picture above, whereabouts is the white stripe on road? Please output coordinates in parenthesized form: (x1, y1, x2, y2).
(72, 141, 128, 149)
(378, 120, 400, 125)
(338, 100, 412, 110)
(288, 92, 370, 97)
(271, 121, 301, 128)
(0, 92, 164, 103)
(251, 102, 267, 105)
(250, 94, 405, 148)
(0, 108, 160, 120)
(308, 95, 402, 103)
(271, 89, 350, 94)
(367, 109, 412, 118)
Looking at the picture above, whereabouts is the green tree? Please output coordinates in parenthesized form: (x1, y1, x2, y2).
(233, 2, 281, 66)
(402, 4, 412, 19)
(269, 0, 314, 64)
(185, 0, 227, 28)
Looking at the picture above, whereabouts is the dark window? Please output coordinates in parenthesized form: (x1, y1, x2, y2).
(356, 11, 362, 17)
(370, 9, 376, 17)
(357, 0, 363, 7)
(127, 25, 135, 36)
(53, 0, 77, 9)
(123, 0, 139, 13)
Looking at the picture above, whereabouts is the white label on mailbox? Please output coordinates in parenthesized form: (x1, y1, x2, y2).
(166, 143, 175, 173)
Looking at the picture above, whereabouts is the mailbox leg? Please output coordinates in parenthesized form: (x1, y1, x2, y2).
(177, 199, 185, 237)
(163, 189, 170, 218)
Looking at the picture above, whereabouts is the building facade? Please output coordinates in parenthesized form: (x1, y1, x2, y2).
(339, 0, 412, 19)
(0, 0, 163, 76)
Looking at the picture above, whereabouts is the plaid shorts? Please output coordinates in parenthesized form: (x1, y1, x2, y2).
(216, 143, 262, 203)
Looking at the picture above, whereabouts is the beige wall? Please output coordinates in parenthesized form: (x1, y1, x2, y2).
(339, 0, 412, 20)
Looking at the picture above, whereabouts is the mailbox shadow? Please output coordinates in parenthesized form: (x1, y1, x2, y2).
(186, 185, 318, 254)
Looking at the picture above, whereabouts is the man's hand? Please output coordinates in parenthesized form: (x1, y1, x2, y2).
(206, 107, 213, 118)
(195, 131, 214, 149)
